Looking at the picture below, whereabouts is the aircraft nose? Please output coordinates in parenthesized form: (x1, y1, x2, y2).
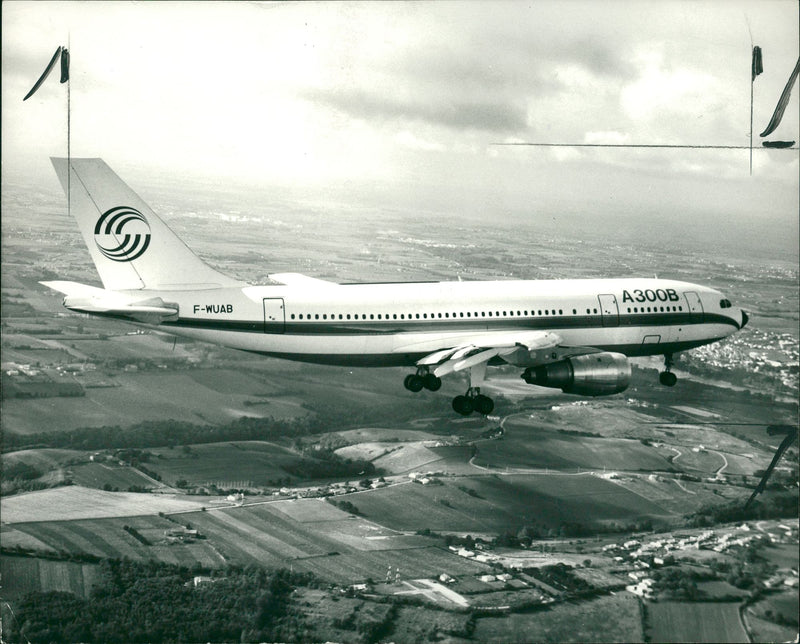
(741, 310, 749, 328)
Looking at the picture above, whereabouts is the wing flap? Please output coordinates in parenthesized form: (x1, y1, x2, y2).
(433, 347, 503, 377)
(415, 330, 564, 376)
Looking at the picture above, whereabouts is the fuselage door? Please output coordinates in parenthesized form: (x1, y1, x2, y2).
(598, 294, 620, 327)
(683, 291, 704, 323)
(263, 298, 285, 334)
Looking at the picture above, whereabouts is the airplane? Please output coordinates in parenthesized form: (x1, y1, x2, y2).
(42, 158, 749, 416)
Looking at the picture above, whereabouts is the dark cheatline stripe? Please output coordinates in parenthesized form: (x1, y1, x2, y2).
(159, 311, 740, 335)
(161, 319, 263, 332)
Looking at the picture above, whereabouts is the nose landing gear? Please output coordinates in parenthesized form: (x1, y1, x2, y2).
(659, 353, 678, 387)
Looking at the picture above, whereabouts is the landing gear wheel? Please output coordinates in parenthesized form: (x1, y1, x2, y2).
(659, 371, 677, 387)
(423, 373, 442, 391)
(404, 374, 424, 392)
(452, 395, 474, 416)
(473, 394, 494, 415)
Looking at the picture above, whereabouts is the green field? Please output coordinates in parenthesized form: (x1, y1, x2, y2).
(0, 555, 100, 600)
(2, 369, 307, 434)
(350, 474, 670, 533)
(175, 502, 489, 582)
(145, 440, 348, 487)
(473, 594, 643, 643)
(1, 486, 205, 523)
(2, 448, 84, 473)
(69, 462, 162, 491)
(647, 601, 748, 643)
(372, 443, 447, 474)
(760, 542, 800, 569)
(8, 515, 224, 569)
(5, 495, 489, 583)
(473, 428, 673, 472)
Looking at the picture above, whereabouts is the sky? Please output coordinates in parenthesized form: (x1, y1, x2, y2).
(2, 1, 799, 244)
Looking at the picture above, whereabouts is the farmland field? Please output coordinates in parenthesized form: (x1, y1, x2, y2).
(472, 428, 673, 472)
(760, 542, 800, 569)
(388, 605, 474, 641)
(176, 502, 489, 583)
(333, 428, 441, 443)
(2, 448, 84, 472)
(7, 515, 225, 569)
(145, 441, 332, 487)
(69, 462, 162, 490)
(1, 486, 206, 522)
(2, 369, 305, 434)
(371, 443, 446, 474)
(0, 555, 100, 600)
(350, 473, 670, 533)
(647, 601, 749, 643)
(473, 593, 643, 642)
(0, 527, 57, 552)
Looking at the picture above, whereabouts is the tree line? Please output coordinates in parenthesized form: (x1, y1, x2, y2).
(5, 559, 318, 643)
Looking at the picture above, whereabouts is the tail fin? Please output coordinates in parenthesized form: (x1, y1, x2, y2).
(51, 158, 244, 291)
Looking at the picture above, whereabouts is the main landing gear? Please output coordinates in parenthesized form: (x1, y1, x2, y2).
(659, 353, 678, 387)
(404, 366, 495, 416)
(452, 388, 494, 416)
(403, 370, 442, 392)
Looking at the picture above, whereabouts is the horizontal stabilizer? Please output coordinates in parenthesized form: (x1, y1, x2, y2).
(41, 281, 178, 322)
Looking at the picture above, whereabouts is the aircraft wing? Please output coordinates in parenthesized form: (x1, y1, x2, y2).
(412, 330, 563, 377)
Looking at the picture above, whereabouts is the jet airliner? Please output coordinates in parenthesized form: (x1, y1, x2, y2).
(43, 158, 749, 415)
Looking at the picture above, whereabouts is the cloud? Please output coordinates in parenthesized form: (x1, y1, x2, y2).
(302, 87, 528, 133)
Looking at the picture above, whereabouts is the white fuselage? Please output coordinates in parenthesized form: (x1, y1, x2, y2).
(131, 277, 745, 367)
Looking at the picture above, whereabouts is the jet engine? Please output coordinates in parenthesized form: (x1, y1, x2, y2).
(521, 352, 631, 396)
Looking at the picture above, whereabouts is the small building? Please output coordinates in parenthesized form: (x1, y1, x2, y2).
(192, 576, 214, 587)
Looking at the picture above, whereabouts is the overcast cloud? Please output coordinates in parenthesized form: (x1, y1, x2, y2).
(2, 1, 798, 243)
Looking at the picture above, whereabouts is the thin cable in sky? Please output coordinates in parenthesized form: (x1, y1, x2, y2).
(494, 143, 798, 150)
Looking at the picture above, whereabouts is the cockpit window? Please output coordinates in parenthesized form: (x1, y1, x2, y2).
(720, 299, 732, 308)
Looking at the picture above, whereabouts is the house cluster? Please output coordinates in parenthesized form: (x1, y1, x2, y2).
(408, 471, 443, 485)
(609, 521, 799, 597)
(3, 362, 43, 377)
(165, 527, 201, 543)
(449, 544, 495, 564)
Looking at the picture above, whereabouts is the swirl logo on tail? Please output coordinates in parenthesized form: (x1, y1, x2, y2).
(94, 206, 151, 262)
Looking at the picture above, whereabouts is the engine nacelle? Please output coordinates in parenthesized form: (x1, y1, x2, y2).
(522, 352, 631, 396)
